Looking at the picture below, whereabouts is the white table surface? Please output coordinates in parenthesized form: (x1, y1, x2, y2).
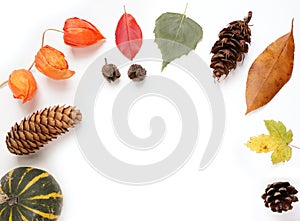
(1, 0, 300, 220)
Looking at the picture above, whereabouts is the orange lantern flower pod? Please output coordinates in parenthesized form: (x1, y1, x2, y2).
(63, 17, 105, 47)
(35, 45, 75, 80)
(8, 69, 37, 103)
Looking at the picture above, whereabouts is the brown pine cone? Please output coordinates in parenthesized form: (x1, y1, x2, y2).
(210, 11, 252, 80)
(6, 105, 82, 155)
(262, 181, 298, 213)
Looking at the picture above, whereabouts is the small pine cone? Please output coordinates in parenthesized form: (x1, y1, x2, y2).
(128, 64, 146, 81)
(6, 105, 82, 155)
(210, 11, 252, 80)
(102, 58, 121, 83)
(262, 181, 298, 213)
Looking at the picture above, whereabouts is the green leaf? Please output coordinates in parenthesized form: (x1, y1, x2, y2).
(264, 120, 293, 144)
(154, 12, 203, 71)
(271, 145, 292, 164)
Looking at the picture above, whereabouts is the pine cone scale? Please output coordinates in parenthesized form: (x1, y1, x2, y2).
(12, 127, 20, 140)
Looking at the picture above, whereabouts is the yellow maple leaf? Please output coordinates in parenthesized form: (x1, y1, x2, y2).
(245, 120, 294, 164)
(245, 134, 281, 153)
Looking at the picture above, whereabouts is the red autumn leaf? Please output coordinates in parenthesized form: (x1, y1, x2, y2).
(115, 8, 143, 60)
(63, 17, 105, 47)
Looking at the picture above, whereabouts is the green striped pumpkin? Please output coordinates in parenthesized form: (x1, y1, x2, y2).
(0, 167, 63, 221)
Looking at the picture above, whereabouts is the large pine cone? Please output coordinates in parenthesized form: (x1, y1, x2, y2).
(262, 181, 298, 213)
(6, 105, 82, 155)
(210, 11, 252, 80)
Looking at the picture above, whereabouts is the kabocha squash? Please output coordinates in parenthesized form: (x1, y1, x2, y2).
(0, 167, 63, 221)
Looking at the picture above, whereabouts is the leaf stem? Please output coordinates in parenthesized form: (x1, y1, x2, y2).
(175, 3, 189, 40)
(41, 28, 64, 47)
(183, 2, 188, 15)
(290, 144, 300, 150)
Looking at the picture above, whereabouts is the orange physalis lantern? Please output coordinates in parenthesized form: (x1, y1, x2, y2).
(8, 69, 37, 103)
(35, 45, 75, 80)
(63, 17, 105, 47)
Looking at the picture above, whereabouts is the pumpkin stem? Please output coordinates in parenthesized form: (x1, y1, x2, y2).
(0, 191, 9, 205)
(7, 196, 18, 206)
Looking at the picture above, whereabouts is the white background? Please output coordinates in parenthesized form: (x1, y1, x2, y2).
(1, 0, 300, 220)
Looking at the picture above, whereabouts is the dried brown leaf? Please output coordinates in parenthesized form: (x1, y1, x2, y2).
(246, 20, 294, 114)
